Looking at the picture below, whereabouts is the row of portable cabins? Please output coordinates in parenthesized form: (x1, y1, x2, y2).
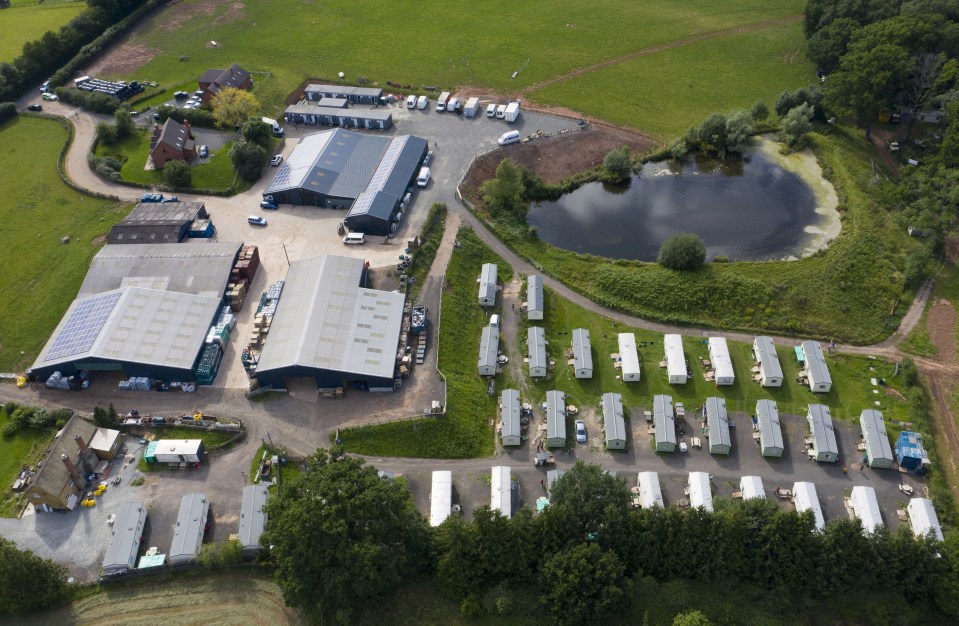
(430, 467, 516, 526)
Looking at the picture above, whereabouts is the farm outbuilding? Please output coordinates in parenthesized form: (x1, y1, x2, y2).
(792, 482, 825, 531)
(478, 324, 500, 376)
(617, 333, 641, 382)
(304, 83, 384, 105)
(807, 404, 839, 463)
(707, 337, 735, 385)
(285, 103, 394, 130)
(238, 485, 268, 553)
(491, 466, 513, 518)
(169, 492, 209, 566)
(896, 431, 930, 473)
(653, 394, 676, 452)
(755, 399, 784, 457)
(478, 263, 498, 306)
(526, 275, 544, 320)
(108, 201, 210, 244)
(24, 415, 101, 512)
(144, 439, 204, 465)
(663, 334, 688, 384)
(527, 326, 548, 378)
(752, 336, 783, 387)
(636, 472, 664, 508)
(546, 390, 567, 449)
(430, 471, 453, 527)
(850, 486, 884, 535)
(688, 472, 713, 512)
(801, 341, 833, 393)
(571, 328, 593, 378)
(739, 476, 765, 500)
(859, 410, 893, 468)
(101, 501, 147, 576)
(602, 392, 627, 450)
(704, 397, 731, 455)
(907, 498, 944, 541)
(546, 468, 566, 495)
(500, 389, 522, 447)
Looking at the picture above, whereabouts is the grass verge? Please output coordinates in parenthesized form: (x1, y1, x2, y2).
(0, 407, 57, 517)
(406, 203, 447, 301)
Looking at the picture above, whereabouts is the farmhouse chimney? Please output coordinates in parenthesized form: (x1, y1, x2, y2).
(61, 454, 82, 485)
(74, 434, 88, 452)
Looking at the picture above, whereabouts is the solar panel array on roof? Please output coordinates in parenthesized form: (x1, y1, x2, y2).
(44, 291, 122, 361)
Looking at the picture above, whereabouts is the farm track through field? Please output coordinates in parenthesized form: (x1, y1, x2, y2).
(521, 15, 804, 95)
(928, 372, 959, 507)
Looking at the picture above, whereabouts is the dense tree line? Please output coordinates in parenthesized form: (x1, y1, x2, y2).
(0, 537, 67, 615)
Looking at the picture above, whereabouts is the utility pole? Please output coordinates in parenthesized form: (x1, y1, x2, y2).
(282, 243, 290, 267)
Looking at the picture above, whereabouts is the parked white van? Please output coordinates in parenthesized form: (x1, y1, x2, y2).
(417, 95, 428, 110)
(447, 97, 460, 113)
(486, 103, 497, 117)
(498, 130, 521, 146)
(343, 232, 365, 245)
(406, 95, 417, 108)
(496, 104, 507, 119)
(417, 167, 431, 187)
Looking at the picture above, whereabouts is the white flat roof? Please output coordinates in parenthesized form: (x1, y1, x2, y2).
(155, 439, 202, 456)
(617, 333, 640, 377)
(664, 334, 686, 380)
(802, 340, 832, 387)
(753, 336, 783, 381)
(756, 399, 784, 451)
(546, 390, 566, 441)
(238, 484, 268, 550)
(602, 392, 627, 444)
(527, 327, 547, 370)
(637, 472, 663, 508)
(707, 337, 734, 381)
(860, 410, 893, 462)
(705, 397, 731, 450)
(491, 466, 512, 518)
(850, 486, 884, 535)
(500, 389, 521, 439)
(654, 394, 676, 446)
(907, 498, 943, 541)
(740, 476, 765, 500)
(527, 275, 544, 313)
(688, 471, 713, 511)
(792, 481, 825, 531)
(808, 404, 838, 456)
(430, 471, 452, 527)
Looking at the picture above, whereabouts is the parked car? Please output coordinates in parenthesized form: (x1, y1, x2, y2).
(575, 420, 587, 443)
(41, 92, 58, 101)
(174, 91, 189, 100)
(141, 193, 164, 202)
(422, 151, 433, 166)
(259, 200, 278, 210)
(27, 104, 42, 112)
(161, 195, 179, 203)
(270, 154, 283, 166)
(248, 215, 268, 226)
(199, 145, 209, 158)
(40, 80, 50, 93)
(486, 103, 497, 117)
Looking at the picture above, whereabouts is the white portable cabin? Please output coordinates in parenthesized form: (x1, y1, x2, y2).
(705, 397, 732, 455)
(477, 324, 499, 376)
(602, 392, 627, 450)
(688, 472, 713, 512)
(153, 439, 203, 464)
(755, 399, 784, 457)
(491, 466, 513, 518)
(478, 263, 498, 306)
(463, 97, 481, 118)
(545, 390, 567, 448)
(546, 468, 566, 495)
(850, 485, 884, 535)
(664, 334, 688, 384)
(807, 404, 839, 463)
(707, 337, 735, 386)
(801, 340, 833, 393)
(792, 481, 825, 531)
(102, 501, 147, 576)
(238, 484, 268, 553)
(907, 498, 944, 541)
(527, 275, 544, 320)
(504, 101, 521, 122)
(169, 492, 209, 566)
(617, 333, 641, 382)
(500, 389, 522, 447)
(637, 472, 664, 508)
(430, 471, 453, 527)
(739, 476, 765, 500)
(571, 328, 593, 378)
(860, 409, 893, 468)
(527, 326, 548, 378)
(753, 336, 783, 387)
(653, 394, 676, 452)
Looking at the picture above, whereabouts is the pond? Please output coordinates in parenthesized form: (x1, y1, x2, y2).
(528, 150, 822, 262)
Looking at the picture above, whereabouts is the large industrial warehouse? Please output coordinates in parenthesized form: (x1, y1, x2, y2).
(254, 254, 406, 391)
(262, 128, 428, 236)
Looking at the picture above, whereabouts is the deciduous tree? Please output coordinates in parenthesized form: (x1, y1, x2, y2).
(540, 543, 626, 626)
(602, 145, 632, 182)
(242, 118, 272, 149)
(0, 538, 67, 615)
(162, 158, 192, 187)
(229, 142, 268, 182)
(481, 158, 525, 221)
(211, 88, 261, 129)
(657, 233, 707, 271)
(780, 103, 814, 148)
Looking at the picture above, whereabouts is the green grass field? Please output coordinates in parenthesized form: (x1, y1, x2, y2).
(0, 2, 86, 63)
(0, 407, 56, 517)
(0, 117, 125, 372)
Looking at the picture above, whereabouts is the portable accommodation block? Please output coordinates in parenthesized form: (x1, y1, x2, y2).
(907, 498, 944, 541)
(801, 341, 833, 393)
(807, 404, 839, 463)
(546, 468, 566, 495)
(478, 263, 497, 306)
(637, 471, 664, 508)
(664, 334, 688, 384)
(705, 397, 732, 455)
(500, 389, 522, 447)
(850, 485, 884, 535)
(463, 97, 481, 118)
(169, 492, 209, 566)
(617, 333, 641, 382)
(755, 399, 784, 457)
(860, 409, 893, 469)
(430, 470, 453, 527)
(238, 484, 268, 553)
(545, 390, 567, 449)
(571, 328, 593, 379)
(602, 392, 627, 450)
(101, 501, 147, 576)
(896, 431, 930, 473)
(740, 476, 765, 500)
(526, 275, 544, 320)
(753, 336, 783, 387)
(491, 466, 513, 518)
(527, 326, 548, 378)
(707, 337, 735, 386)
(688, 472, 713, 512)
(792, 482, 825, 531)
(477, 324, 499, 376)
(149, 439, 204, 465)
(653, 394, 676, 452)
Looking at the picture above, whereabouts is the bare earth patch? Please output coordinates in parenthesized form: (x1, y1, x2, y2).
(927, 297, 956, 362)
(163, 0, 239, 31)
(86, 41, 161, 78)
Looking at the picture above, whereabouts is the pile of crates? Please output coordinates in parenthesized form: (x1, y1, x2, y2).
(118, 376, 152, 391)
(194, 343, 223, 385)
(225, 246, 260, 312)
(416, 334, 427, 365)
(248, 311, 271, 350)
(45, 371, 86, 391)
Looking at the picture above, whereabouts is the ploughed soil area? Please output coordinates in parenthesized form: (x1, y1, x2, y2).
(927, 298, 957, 362)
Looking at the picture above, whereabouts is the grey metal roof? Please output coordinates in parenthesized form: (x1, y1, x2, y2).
(305, 84, 384, 99)
(102, 501, 147, 573)
(654, 394, 676, 447)
(753, 336, 783, 381)
(155, 118, 192, 151)
(346, 135, 428, 222)
(802, 341, 832, 387)
(256, 255, 405, 381)
(348, 190, 396, 222)
(478, 324, 499, 369)
(705, 397, 731, 450)
(238, 485, 268, 550)
(807, 404, 838, 456)
(756, 399, 783, 451)
(115, 201, 207, 227)
(170, 492, 208, 562)
(546, 390, 566, 441)
(860, 410, 893, 462)
(572, 328, 592, 371)
(527, 326, 547, 370)
(34, 287, 220, 372)
(79, 242, 241, 299)
(479, 264, 497, 301)
(546, 468, 566, 493)
(527, 275, 543, 313)
(318, 97, 348, 108)
(501, 389, 521, 439)
(286, 102, 393, 121)
(602, 392, 627, 444)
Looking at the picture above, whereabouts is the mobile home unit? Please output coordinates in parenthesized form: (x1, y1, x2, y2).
(807, 404, 839, 463)
(545, 390, 567, 448)
(617, 333, 641, 382)
(500, 389, 522, 447)
(907, 498, 944, 541)
(792, 481, 826, 531)
(478, 263, 498, 306)
(707, 337, 735, 385)
(801, 340, 833, 393)
(860, 409, 893, 468)
(169, 492, 209, 566)
(664, 334, 688, 384)
(101, 501, 147, 576)
(602, 392, 627, 450)
(755, 399, 784, 457)
(477, 324, 499, 376)
(705, 397, 732, 455)
(653, 394, 677, 452)
(491, 466, 513, 518)
(752, 336, 783, 387)
(546, 468, 566, 495)
(527, 326, 548, 378)
(688, 472, 713, 512)
(637, 471, 664, 508)
(740, 476, 765, 500)
(430, 471, 453, 527)
(526, 275, 544, 320)
(850, 485, 884, 535)
(571, 328, 593, 378)
(238, 484, 268, 553)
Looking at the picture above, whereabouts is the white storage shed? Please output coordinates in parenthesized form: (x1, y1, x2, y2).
(637, 472, 664, 508)
(792, 482, 826, 531)
(707, 337, 735, 386)
(850, 485, 884, 535)
(527, 326, 548, 378)
(753, 336, 783, 387)
(801, 340, 833, 393)
(705, 397, 732, 455)
(755, 399, 784, 457)
(102, 501, 147, 576)
(653, 394, 676, 452)
(477, 324, 499, 376)
(545, 390, 567, 448)
(907, 498, 944, 541)
(463, 97, 481, 118)
(478, 263, 497, 306)
(688, 472, 713, 512)
(430, 470, 453, 527)
(500, 389, 522, 447)
(491, 466, 513, 518)
(527, 275, 544, 320)
(571, 328, 593, 378)
(740, 476, 765, 500)
(860, 409, 893, 468)
(169, 492, 209, 566)
(664, 334, 688, 384)
(807, 404, 839, 463)
(238, 484, 268, 553)
(602, 392, 627, 450)
(617, 333, 641, 382)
